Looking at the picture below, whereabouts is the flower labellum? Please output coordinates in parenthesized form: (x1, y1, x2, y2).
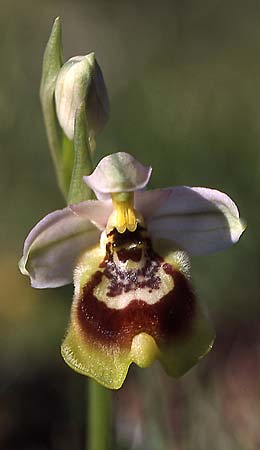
(55, 53, 110, 141)
(19, 152, 245, 389)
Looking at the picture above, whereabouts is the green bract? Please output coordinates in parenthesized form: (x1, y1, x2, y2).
(40, 17, 109, 201)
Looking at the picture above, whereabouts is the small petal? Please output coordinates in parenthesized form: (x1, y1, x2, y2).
(19, 201, 108, 288)
(147, 187, 245, 255)
(70, 199, 112, 230)
(84, 152, 152, 200)
(134, 189, 172, 220)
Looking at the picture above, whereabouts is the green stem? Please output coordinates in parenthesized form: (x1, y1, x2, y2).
(87, 379, 112, 450)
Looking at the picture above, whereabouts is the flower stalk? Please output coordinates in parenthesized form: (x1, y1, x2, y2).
(88, 380, 112, 450)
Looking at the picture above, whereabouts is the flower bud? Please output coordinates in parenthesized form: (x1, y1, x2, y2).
(54, 53, 109, 141)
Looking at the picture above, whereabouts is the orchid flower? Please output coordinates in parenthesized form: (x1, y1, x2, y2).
(19, 152, 245, 389)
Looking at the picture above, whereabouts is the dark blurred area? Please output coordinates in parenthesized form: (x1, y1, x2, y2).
(1, 0, 259, 448)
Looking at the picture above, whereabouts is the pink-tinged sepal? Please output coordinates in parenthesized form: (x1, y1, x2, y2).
(61, 227, 215, 389)
(148, 186, 245, 255)
(18, 200, 112, 288)
(83, 152, 152, 200)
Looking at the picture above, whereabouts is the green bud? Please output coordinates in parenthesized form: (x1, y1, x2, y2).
(54, 53, 110, 142)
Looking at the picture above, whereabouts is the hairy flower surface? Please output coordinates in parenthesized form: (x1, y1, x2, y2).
(19, 152, 245, 389)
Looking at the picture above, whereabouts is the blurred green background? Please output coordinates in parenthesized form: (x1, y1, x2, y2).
(1, 0, 259, 449)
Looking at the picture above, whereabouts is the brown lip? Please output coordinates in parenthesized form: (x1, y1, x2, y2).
(76, 229, 196, 349)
